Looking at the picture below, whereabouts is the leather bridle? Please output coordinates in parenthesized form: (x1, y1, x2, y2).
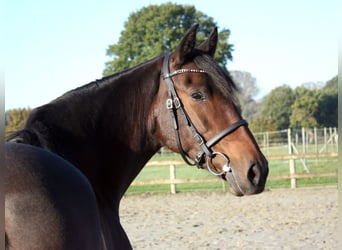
(162, 53, 248, 176)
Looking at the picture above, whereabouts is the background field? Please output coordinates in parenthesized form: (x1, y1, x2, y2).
(127, 152, 338, 194)
(127, 127, 338, 194)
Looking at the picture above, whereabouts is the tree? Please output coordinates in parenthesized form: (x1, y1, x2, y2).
(248, 75, 337, 131)
(5, 108, 31, 139)
(315, 75, 338, 127)
(259, 85, 295, 130)
(230, 70, 260, 121)
(249, 116, 279, 133)
(324, 75, 338, 92)
(103, 3, 233, 76)
(290, 87, 319, 128)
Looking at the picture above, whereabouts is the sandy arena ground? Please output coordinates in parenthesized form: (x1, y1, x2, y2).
(120, 187, 338, 249)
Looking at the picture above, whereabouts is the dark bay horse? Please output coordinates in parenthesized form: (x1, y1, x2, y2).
(5, 24, 268, 249)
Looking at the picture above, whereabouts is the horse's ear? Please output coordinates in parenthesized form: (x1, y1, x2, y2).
(171, 24, 198, 66)
(197, 27, 218, 57)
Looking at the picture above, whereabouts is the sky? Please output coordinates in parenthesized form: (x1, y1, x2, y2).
(3, 0, 338, 110)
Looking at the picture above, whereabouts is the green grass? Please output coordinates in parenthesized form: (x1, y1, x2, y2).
(126, 152, 338, 194)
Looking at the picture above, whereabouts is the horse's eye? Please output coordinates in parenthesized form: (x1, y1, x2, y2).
(191, 91, 205, 101)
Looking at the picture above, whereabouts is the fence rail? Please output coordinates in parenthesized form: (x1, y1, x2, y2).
(265, 152, 337, 160)
(129, 127, 338, 193)
(131, 155, 337, 194)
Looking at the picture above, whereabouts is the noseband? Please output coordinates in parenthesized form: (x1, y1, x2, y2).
(162, 53, 248, 176)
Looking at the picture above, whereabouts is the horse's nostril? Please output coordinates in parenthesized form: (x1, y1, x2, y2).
(248, 163, 261, 186)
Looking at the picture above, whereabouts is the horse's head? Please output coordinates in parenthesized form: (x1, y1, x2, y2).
(153, 24, 268, 196)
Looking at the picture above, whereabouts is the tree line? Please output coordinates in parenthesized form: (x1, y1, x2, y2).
(237, 75, 337, 132)
(5, 3, 337, 138)
(5, 108, 31, 139)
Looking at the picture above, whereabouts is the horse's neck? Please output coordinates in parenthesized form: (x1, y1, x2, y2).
(93, 66, 162, 200)
(25, 58, 163, 202)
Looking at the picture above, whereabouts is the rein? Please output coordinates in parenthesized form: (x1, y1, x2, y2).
(162, 53, 248, 176)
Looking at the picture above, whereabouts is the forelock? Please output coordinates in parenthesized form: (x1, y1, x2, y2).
(193, 54, 238, 104)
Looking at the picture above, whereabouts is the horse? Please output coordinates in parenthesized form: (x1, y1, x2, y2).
(5, 24, 268, 249)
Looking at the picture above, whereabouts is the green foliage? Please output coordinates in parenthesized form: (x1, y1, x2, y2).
(315, 76, 338, 127)
(259, 85, 295, 130)
(290, 86, 319, 128)
(5, 108, 31, 139)
(324, 75, 338, 93)
(103, 3, 233, 76)
(249, 116, 279, 133)
(249, 75, 337, 131)
(289, 77, 337, 128)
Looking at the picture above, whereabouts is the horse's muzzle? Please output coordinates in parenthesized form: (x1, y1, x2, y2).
(224, 160, 268, 196)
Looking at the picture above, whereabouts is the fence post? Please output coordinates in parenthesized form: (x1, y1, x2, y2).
(302, 127, 306, 166)
(288, 128, 297, 188)
(314, 127, 318, 164)
(324, 127, 327, 152)
(266, 131, 269, 155)
(333, 127, 337, 151)
(169, 164, 176, 194)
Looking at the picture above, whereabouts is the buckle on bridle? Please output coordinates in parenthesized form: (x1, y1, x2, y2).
(173, 98, 181, 109)
(166, 99, 173, 110)
(194, 134, 204, 145)
(166, 98, 181, 110)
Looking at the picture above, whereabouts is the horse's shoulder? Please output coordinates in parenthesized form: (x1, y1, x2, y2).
(5, 142, 103, 249)
(5, 142, 94, 196)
